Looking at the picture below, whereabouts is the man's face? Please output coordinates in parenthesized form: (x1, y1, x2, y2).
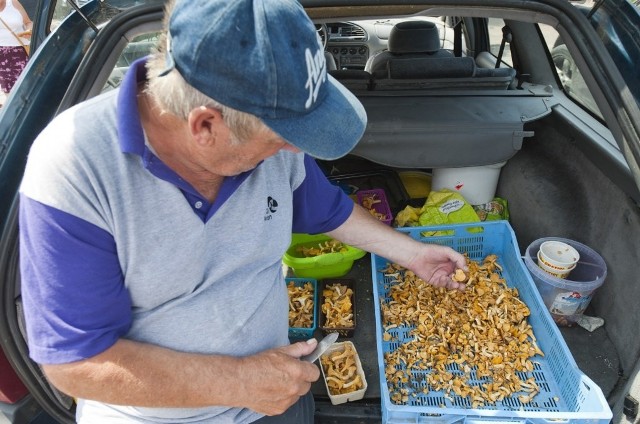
(203, 124, 301, 176)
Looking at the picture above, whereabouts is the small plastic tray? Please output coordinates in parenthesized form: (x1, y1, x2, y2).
(320, 341, 368, 405)
(371, 221, 612, 423)
(328, 170, 410, 215)
(319, 279, 356, 337)
(286, 277, 318, 340)
(282, 233, 366, 279)
(357, 189, 393, 225)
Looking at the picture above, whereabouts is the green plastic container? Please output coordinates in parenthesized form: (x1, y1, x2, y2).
(282, 233, 366, 279)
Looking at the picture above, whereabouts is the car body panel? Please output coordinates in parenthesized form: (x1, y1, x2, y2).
(592, 0, 640, 107)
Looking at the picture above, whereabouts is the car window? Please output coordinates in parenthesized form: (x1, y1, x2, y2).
(487, 18, 513, 67)
(102, 32, 160, 93)
(51, 0, 91, 31)
(538, 23, 602, 118)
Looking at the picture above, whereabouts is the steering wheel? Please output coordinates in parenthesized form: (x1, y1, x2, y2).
(316, 23, 328, 49)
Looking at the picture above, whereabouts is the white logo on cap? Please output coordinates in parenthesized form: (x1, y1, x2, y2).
(304, 42, 326, 109)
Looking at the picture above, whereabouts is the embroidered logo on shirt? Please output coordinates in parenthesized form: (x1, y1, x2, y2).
(265, 196, 278, 221)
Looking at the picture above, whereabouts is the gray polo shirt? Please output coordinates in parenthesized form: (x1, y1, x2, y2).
(19, 59, 354, 423)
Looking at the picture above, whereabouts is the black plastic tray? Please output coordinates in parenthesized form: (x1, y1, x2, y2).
(318, 279, 356, 338)
(327, 170, 410, 216)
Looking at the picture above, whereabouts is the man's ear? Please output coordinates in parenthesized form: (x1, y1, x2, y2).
(188, 106, 223, 146)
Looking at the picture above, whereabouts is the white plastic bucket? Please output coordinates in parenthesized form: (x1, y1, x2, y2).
(431, 162, 506, 205)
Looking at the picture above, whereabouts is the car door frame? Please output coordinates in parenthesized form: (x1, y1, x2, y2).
(0, 2, 164, 423)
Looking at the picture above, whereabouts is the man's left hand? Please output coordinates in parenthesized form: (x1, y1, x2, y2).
(405, 243, 468, 290)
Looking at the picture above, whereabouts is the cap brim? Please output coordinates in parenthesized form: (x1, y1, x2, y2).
(261, 75, 367, 161)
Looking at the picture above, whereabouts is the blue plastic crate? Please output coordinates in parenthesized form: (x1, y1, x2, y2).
(286, 277, 318, 340)
(371, 221, 612, 424)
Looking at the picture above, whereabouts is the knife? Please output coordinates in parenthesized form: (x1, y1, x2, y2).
(301, 332, 339, 363)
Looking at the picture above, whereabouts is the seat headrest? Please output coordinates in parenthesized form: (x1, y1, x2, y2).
(388, 21, 441, 54)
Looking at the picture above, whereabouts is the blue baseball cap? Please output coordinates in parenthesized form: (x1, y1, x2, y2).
(163, 0, 367, 160)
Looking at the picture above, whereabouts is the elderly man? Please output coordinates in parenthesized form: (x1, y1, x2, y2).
(18, 0, 466, 422)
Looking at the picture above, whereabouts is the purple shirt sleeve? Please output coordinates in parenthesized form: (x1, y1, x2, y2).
(291, 155, 354, 234)
(19, 195, 132, 364)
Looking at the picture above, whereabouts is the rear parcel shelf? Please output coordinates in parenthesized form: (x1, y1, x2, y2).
(328, 58, 518, 93)
(351, 93, 550, 168)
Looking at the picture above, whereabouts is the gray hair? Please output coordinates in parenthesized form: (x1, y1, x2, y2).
(144, 9, 270, 143)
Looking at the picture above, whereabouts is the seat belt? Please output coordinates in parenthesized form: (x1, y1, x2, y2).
(453, 18, 463, 57)
(495, 25, 512, 68)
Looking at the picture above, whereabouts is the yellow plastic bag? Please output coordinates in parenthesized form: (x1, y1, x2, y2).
(394, 205, 422, 227)
(418, 189, 481, 236)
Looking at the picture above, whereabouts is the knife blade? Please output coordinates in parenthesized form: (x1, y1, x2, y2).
(301, 332, 339, 363)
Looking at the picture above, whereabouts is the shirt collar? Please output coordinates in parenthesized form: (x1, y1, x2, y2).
(117, 57, 149, 156)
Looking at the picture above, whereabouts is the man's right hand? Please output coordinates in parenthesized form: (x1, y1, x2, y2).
(235, 339, 321, 415)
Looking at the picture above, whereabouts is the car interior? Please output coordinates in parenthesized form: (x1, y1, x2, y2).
(3, 1, 640, 422)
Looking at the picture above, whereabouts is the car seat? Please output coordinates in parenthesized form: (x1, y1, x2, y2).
(325, 51, 337, 71)
(364, 20, 452, 77)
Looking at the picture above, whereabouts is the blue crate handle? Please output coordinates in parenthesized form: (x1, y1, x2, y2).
(399, 221, 489, 240)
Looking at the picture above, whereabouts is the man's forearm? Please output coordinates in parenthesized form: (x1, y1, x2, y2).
(42, 338, 244, 408)
(326, 204, 467, 290)
(326, 204, 420, 268)
(41, 337, 320, 416)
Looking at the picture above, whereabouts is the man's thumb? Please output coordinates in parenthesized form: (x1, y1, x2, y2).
(282, 338, 318, 359)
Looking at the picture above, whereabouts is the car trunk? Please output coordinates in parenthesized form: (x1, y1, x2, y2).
(2, 83, 628, 423)
(308, 105, 630, 420)
(2, 0, 640, 422)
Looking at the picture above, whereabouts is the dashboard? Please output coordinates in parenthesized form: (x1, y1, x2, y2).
(319, 18, 453, 71)
(324, 22, 370, 69)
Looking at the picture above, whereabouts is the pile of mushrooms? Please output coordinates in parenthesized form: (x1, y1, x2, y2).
(321, 343, 363, 395)
(287, 281, 315, 328)
(296, 239, 348, 257)
(380, 254, 545, 408)
(322, 283, 354, 328)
